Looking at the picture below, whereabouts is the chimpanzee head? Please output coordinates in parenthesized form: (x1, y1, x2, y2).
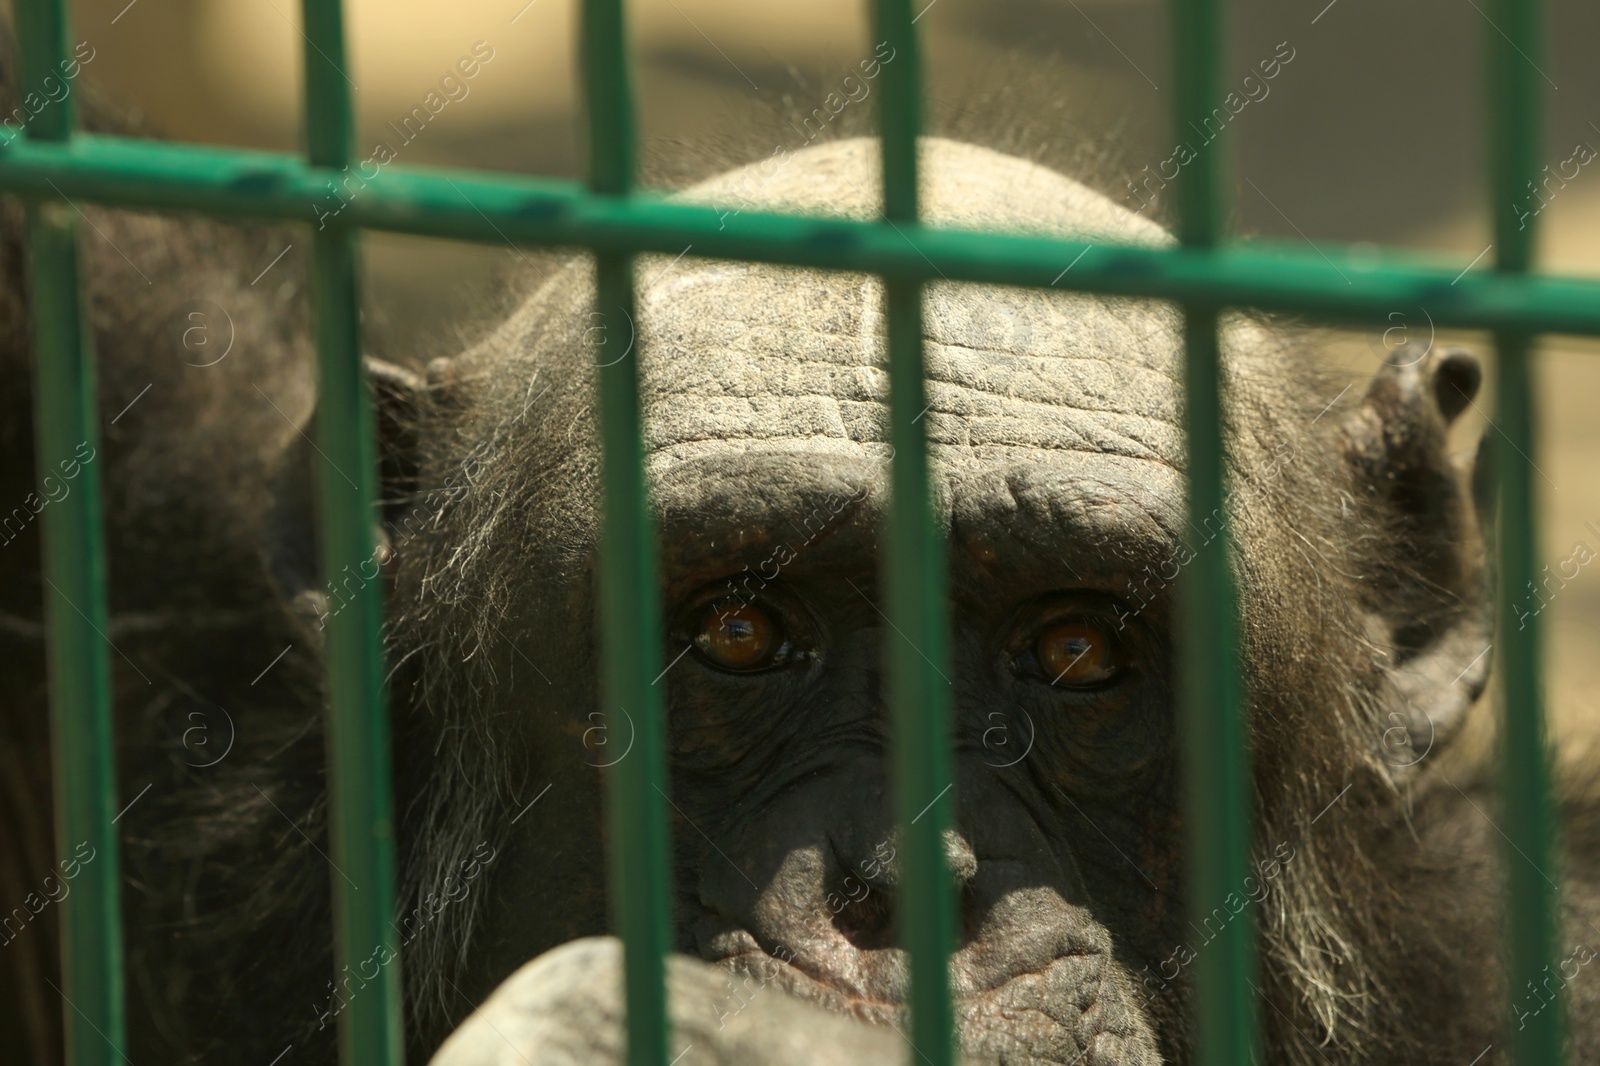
(365, 137, 1492, 1063)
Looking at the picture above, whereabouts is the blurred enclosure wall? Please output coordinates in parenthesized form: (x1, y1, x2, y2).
(24, 0, 1600, 748)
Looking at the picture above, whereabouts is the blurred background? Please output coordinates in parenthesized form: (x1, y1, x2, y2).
(16, 0, 1600, 751)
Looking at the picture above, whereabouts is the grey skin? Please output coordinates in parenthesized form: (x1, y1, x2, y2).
(4, 67, 1600, 1064)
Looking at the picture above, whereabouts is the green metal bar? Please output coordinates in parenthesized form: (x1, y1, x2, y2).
(1169, 0, 1259, 1062)
(884, 278, 958, 1066)
(1489, 0, 1563, 1063)
(6, 141, 1600, 337)
(310, 229, 404, 1066)
(1169, 0, 1226, 248)
(873, 0, 920, 223)
(301, 0, 353, 168)
(1176, 307, 1258, 1066)
(13, 0, 74, 142)
(1491, 0, 1540, 279)
(582, 0, 633, 196)
(298, 1, 404, 1063)
(580, 2, 672, 1065)
(594, 248, 673, 1066)
(27, 156, 121, 1066)
(871, 1, 956, 1064)
(1496, 330, 1560, 1065)
(30, 204, 125, 1066)
(13, 0, 127, 1063)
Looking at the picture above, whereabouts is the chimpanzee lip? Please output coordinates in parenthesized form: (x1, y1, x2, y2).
(713, 942, 1103, 1030)
(694, 910, 1137, 1062)
(715, 944, 904, 1024)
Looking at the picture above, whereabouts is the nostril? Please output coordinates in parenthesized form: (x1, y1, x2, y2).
(832, 883, 897, 951)
(958, 880, 987, 946)
(828, 882, 980, 953)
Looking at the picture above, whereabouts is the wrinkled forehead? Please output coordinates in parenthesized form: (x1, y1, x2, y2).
(638, 259, 1184, 465)
(636, 257, 1189, 565)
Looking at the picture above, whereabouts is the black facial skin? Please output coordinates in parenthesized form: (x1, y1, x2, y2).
(663, 548, 1177, 1052)
(599, 420, 1186, 1063)
(9, 27, 1600, 1066)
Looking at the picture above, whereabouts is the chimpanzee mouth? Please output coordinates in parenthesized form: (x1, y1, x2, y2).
(706, 938, 1135, 1064)
(710, 942, 909, 1026)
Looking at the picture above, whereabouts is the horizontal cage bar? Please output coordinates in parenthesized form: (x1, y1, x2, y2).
(0, 138, 1598, 336)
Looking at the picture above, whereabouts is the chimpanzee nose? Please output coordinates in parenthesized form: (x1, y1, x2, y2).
(690, 758, 1090, 1006)
(699, 820, 1082, 1006)
(827, 827, 978, 952)
(695, 848, 903, 1002)
(831, 879, 896, 950)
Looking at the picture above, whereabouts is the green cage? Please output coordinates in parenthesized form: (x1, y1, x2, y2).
(0, 0, 1585, 1063)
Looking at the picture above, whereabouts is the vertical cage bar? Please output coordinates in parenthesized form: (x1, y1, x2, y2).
(1488, 0, 1563, 1063)
(1490, 0, 1541, 279)
(1496, 330, 1560, 1066)
(29, 202, 124, 1066)
(1168, 0, 1259, 1063)
(884, 274, 956, 1066)
(1168, 0, 1225, 248)
(872, 2, 956, 1064)
(873, 0, 919, 221)
(299, 1, 404, 1062)
(15, 1, 126, 1061)
(581, 3, 672, 1065)
(1176, 306, 1257, 1066)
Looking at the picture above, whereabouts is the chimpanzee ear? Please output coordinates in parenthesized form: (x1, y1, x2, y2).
(1339, 344, 1492, 767)
(366, 357, 425, 529)
(261, 357, 428, 630)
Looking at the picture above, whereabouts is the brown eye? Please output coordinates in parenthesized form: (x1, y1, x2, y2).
(695, 603, 780, 672)
(1035, 621, 1121, 687)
